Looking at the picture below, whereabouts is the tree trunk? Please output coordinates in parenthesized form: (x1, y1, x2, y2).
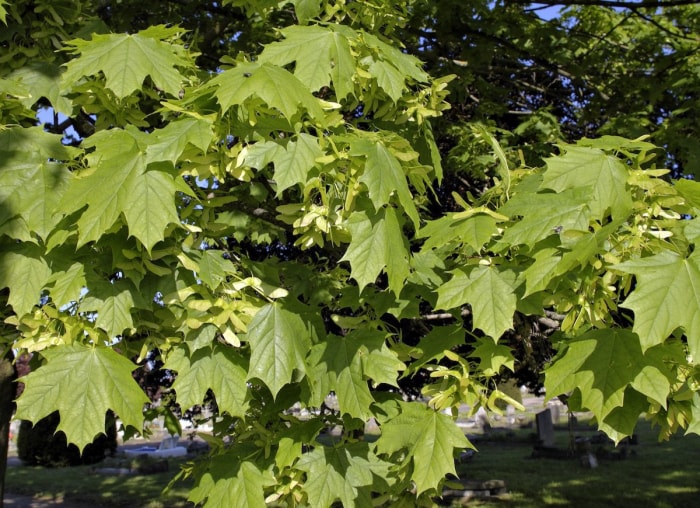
(0, 347, 17, 508)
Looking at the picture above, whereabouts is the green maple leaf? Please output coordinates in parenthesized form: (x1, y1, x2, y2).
(368, 59, 405, 102)
(247, 303, 310, 397)
(81, 280, 136, 338)
(351, 138, 419, 228)
(14, 344, 149, 451)
(545, 329, 672, 432)
(360, 31, 428, 102)
(60, 129, 180, 251)
(498, 187, 591, 246)
(243, 134, 323, 193)
(375, 401, 472, 494)
(541, 145, 632, 220)
(289, 0, 324, 23)
(361, 332, 406, 387)
(208, 62, 324, 120)
(0, 127, 77, 241)
(0, 243, 51, 317)
(362, 32, 428, 84)
(47, 263, 87, 308)
(314, 330, 402, 419)
(318, 334, 375, 419)
(296, 443, 380, 508)
(684, 216, 700, 243)
(435, 266, 517, 339)
(0, 126, 76, 161)
(340, 208, 410, 294)
(597, 388, 649, 443)
(62, 28, 191, 97)
(189, 456, 275, 508)
(198, 249, 237, 289)
(522, 223, 616, 297)
(408, 325, 465, 373)
(675, 178, 700, 209)
(470, 337, 516, 377)
(145, 117, 213, 164)
(15, 161, 73, 240)
(259, 24, 356, 99)
(166, 344, 248, 418)
(522, 247, 562, 297)
(10, 62, 73, 114)
(420, 212, 500, 252)
(239, 141, 283, 170)
(271, 134, 323, 193)
(275, 419, 325, 470)
(614, 250, 700, 356)
(686, 394, 700, 437)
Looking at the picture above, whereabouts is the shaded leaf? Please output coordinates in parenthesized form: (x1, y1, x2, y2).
(0, 243, 51, 317)
(60, 129, 180, 250)
(420, 212, 499, 252)
(545, 329, 672, 436)
(166, 343, 249, 418)
(470, 337, 516, 377)
(9, 62, 73, 114)
(408, 325, 465, 373)
(47, 263, 86, 308)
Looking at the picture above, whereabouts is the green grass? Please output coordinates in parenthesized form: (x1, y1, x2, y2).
(455, 420, 700, 507)
(5, 457, 194, 507)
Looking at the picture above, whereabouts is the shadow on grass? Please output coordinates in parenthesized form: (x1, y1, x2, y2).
(456, 421, 700, 508)
(5, 461, 194, 508)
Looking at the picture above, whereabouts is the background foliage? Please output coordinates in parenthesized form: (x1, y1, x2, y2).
(3, 0, 700, 505)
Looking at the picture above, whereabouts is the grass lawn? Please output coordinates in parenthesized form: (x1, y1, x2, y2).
(455, 419, 700, 507)
(5, 418, 700, 507)
(5, 457, 194, 507)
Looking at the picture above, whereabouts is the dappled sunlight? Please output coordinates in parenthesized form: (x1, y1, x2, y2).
(458, 419, 700, 507)
(5, 462, 193, 507)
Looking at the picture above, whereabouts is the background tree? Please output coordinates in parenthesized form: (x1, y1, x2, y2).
(3, 1, 700, 506)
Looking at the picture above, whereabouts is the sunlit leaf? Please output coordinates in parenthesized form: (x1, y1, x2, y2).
(15, 344, 149, 451)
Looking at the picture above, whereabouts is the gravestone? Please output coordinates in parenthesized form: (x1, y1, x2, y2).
(535, 408, 555, 447)
(547, 400, 561, 423)
(476, 407, 491, 431)
(506, 404, 515, 426)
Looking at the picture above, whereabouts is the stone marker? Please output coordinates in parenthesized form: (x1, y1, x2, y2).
(535, 408, 555, 447)
(442, 479, 507, 505)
